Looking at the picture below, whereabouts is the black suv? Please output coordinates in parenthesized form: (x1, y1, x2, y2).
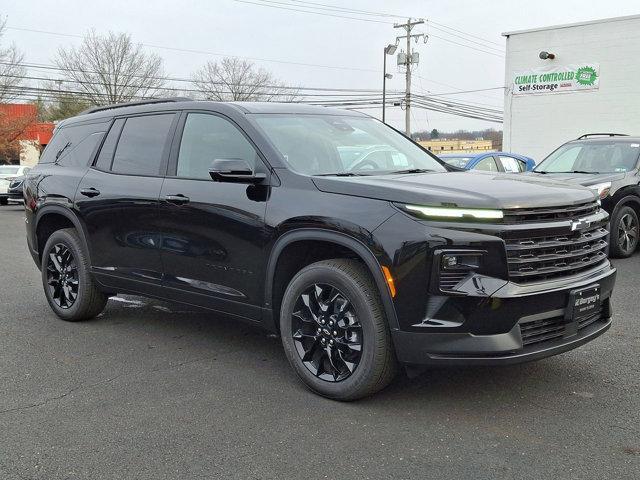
(24, 99, 617, 400)
(531, 134, 640, 257)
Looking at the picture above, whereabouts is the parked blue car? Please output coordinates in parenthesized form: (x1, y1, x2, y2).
(439, 152, 536, 173)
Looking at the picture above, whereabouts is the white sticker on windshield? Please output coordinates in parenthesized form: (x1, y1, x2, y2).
(631, 144, 640, 148)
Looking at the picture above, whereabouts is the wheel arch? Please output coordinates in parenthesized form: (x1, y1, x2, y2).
(264, 229, 399, 333)
(34, 205, 92, 265)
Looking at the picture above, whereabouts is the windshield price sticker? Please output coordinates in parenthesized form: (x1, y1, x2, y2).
(512, 64, 600, 95)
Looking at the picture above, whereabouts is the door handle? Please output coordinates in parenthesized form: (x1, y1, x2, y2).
(165, 194, 190, 205)
(80, 187, 100, 198)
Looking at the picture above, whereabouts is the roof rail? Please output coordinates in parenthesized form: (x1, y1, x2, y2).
(80, 97, 193, 116)
(577, 133, 629, 139)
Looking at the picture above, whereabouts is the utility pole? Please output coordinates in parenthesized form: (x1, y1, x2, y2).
(394, 18, 426, 137)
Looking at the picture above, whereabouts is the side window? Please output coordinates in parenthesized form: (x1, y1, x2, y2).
(111, 114, 175, 176)
(63, 132, 105, 167)
(499, 156, 523, 173)
(95, 118, 126, 171)
(176, 113, 258, 180)
(475, 156, 499, 172)
(38, 131, 70, 164)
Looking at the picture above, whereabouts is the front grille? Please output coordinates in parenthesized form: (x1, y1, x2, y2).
(503, 201, 599, 224)
(505, 226, 609, 283)
(520, 307, 603, 347)
(500, 201, 608, 284)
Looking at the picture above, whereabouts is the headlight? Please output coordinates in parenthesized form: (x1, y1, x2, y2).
(403, 204, 504, 220)
(589, 182, 611, 199)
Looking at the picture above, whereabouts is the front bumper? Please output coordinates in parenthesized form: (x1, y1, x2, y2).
(392, 264, 616, 366)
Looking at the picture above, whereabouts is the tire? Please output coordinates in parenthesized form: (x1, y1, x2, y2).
(279, 259, 397, 401)
(41, 228, 107, 321)
(610, 205, 639, 258)
(0, 197, 8, 206)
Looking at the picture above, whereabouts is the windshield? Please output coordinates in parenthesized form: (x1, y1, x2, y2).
(442, 157, 474, 168)
(0, 166, 20, 175)
(536, 141, 640, 173)
(251, 114, 446, 175)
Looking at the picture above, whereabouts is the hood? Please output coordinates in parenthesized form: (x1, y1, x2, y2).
(312, 171, 597, 209)
(525, 171, 626, 186)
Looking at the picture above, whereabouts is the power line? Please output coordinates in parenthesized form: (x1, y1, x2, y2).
(231, 0, 392, 24)
(283, 0, 504, 48)
(231, 0, 504, 57)
(5, 26, 380, 73)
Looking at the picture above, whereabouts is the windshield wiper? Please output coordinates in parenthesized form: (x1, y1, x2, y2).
(315, 172, 367, 177)
(538, 170, 600, 174)
(388, 168, 435, 174)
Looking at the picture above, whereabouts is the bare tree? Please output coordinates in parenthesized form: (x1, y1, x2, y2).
(54, 31, 166, 105)
(193, 57, 298, 102)
(0, 17, 26, 103)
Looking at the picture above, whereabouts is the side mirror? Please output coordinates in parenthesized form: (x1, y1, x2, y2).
(209, 158, 266, 184)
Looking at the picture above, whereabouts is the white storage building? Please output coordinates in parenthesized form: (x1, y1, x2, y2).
(503, 15, 640, 162)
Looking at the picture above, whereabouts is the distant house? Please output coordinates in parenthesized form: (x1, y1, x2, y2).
(0, 104, 55, 166)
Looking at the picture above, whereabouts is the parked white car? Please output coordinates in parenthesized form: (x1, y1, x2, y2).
(0, 165, 31, 205)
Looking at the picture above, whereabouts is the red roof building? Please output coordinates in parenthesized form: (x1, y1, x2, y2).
(0, 104, 54, 145)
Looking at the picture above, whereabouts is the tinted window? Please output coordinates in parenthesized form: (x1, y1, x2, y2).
(176, 113, 258, 180)
(38, 131, 70, 164)
(95, 118, 125, 171)
(111, 114, 175, 176)
(475, 156, 499, 172)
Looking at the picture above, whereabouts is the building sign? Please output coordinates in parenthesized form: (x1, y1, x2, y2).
(512, 63, 600, 95)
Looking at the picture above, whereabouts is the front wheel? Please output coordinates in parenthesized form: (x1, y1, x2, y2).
(610, 205, 639, 258)
(41, 228, 107, 321)
(279, 259, 397, 400)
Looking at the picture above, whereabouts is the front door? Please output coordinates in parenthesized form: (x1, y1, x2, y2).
(76, 113, 178, 291)
(158, 112, 271, 320)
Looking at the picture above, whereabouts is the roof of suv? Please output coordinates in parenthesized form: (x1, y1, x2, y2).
(61, 100, 365, 128)
(570, 135, 640, 143)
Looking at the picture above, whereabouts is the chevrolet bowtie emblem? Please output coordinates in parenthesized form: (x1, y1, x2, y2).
(571, 218, 591, 231)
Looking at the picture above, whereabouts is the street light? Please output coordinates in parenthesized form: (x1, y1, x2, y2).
(383, 43, 397, 124)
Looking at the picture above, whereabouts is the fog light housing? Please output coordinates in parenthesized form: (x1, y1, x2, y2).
(441, 253, 481, 271)
(435, 250, 486, 294)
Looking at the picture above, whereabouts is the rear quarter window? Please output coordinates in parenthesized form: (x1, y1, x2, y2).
(40, 122, 110, 166)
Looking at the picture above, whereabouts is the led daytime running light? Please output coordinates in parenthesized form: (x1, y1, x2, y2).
(405, 205, 504, 220)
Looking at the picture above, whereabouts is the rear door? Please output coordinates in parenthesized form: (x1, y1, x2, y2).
(157, 111, 271, 320)
(75, 113, 179, 291)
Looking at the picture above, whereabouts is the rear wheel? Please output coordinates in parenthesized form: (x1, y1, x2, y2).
(279, 259, 397, 400)
(610, 205, 639, 258)
(42, 228, 107, 321)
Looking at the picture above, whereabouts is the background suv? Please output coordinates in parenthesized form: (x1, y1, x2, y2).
(0, 164, 31, 205)
(24, 99, 616, 400)
(531, 133, 640, 257)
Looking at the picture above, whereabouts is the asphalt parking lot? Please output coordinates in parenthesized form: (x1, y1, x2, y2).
(0, 204, 638, 480)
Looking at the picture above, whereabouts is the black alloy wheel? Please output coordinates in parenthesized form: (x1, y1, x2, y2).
(291, 283, 363, 382)
(46, 243, 79, 308)
(280, 259, 397, 401)
(611, 205, 639, 258)
(617, 211, 638, 255)
(41, 228, 107, 321)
